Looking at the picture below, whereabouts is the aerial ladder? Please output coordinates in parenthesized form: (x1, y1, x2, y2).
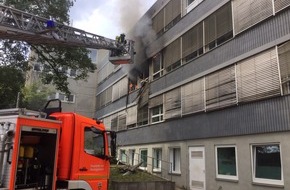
(0, 4, 134, 64)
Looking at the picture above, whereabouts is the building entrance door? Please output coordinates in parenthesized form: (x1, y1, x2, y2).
(189, 147, 206, 190)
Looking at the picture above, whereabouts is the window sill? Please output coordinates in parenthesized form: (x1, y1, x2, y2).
(252, 181, 284, 188)
(168, 172, 181, 176)
(153, 169, 161, 173)
(216, 177, 238, 183)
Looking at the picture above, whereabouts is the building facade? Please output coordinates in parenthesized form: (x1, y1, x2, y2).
(27, 49, 98, 118)
(95, 0, 290, 189)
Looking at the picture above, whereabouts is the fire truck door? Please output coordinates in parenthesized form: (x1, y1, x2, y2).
(78, 125, 108, 189)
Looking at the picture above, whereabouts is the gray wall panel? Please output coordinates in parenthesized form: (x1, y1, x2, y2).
(117, 96, 290, 146)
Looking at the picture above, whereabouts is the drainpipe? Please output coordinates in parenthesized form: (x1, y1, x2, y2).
(0, 130, 14, 187)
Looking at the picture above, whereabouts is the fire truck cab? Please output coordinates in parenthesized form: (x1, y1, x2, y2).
(0, 100, 116, 190)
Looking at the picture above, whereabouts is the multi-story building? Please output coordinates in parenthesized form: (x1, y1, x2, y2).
(27, 49, 98, 118)
(95, 0, 290, 189)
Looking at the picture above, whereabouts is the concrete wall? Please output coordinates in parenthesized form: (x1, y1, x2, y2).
(118, 132, 290, 190)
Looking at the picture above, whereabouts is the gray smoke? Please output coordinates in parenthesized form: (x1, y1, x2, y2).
(117, 0, 157, 82)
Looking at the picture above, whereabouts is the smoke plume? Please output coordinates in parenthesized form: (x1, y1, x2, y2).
(117, 0, 157, 82)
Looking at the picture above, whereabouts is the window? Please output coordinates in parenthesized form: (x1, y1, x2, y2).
(118, 112, 127, 131)
(251, 144, 283, 185)
(182, 78, 205, 115)
(186, 0, 204, 13)
(233, 0, 273, 34)
(163, 39, 181, 73)
(164, 88, 181, 119)
(96, 89, 111, 109)
(153, 148, 162, 172)
(274, 0, 290, 13)
(111, 114, 118, 131)
(126, 106, 137, 128)
(137, 105, 148, 126)
(215, 146, 238, 180)
(129, 149, 136, 166)
(84, 127, 105, 158)
(152, 9, 165, 37)
(149, 95, 163, 123)
(169, 148, 181, 174)
(204, 2, 233, 51)
(120, 149, 127, 163)
(182, 23, 203, 63)
(55, 92, 75, 103)
(164, 0, 181, 31)
(140, 149, 148, 169)
(152, 53, 164, 80)
(236, 48, 280, 103)
(205, 66, 236, 110)
(151, 105, 163, 124)
(278, 41, 290, 95)
(112, 77, 128, 101)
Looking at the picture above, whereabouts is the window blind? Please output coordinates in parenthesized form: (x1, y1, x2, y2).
(182, 78, 205, 114)
(274, 0, 290, 13)
(137, 106, 149, 126)
(138, 83, 149, 107)
(111, 114, 118, 131)
(112, 77, 128, 101)
(236, 48, 280, 102)
(163, 38, 181, 70)
(126, 106, 137, 126)
(106, 86, 112, 105)
(205, 2, 232, 46)
(149, 95, 163, 108)
(165, 88, 181, 119)
(278, 41, 290, 95)
(165, 0, 181, 27)
(152, 9, 164, 35)
(118, 112, 127, 131)
(233, 0, 273, 34)
(182, 23, 203, 59)
(205, 66, 236, 110)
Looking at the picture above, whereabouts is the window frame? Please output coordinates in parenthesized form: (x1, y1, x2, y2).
(250, 143, 284, 186)
(84, 127, 105, 159)
(186, 0, 204, 13)
(153, 148, 162, 172)
(169, 147, 181, 174)
(215, 145, 238, 181)
(152, 53, 164, 80)
(151, 105, 164, 124)
(139, 149, 148, 170)
(55, 92, 75, 103)
(120, 149, 127, 163)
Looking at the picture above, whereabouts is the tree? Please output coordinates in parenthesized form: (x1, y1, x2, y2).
(0, 67, 25, 108)
(21, 82, 54, 111)
(1, 0, 96, 96)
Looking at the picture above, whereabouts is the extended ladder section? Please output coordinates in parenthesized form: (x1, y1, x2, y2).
(0, 5, 134, 64)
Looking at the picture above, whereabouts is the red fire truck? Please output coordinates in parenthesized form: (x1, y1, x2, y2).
(0, 99, 117, 190)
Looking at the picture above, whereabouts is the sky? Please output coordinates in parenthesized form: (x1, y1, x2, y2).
(69, 0, 157, 39)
